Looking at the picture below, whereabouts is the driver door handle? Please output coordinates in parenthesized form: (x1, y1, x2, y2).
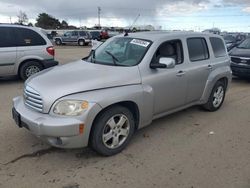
(176, 70, 186, 77)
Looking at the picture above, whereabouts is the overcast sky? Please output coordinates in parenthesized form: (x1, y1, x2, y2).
(0, 0, 250, 32)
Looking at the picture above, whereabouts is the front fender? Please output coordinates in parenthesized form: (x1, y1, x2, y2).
(59, 84, 155, 130)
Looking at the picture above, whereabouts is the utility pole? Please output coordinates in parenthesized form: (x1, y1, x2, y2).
(98, 7, 101, 28)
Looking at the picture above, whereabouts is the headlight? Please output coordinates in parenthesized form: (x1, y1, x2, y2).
(53, 100, 89, 116)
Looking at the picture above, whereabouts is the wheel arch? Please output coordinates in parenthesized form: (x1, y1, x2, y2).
(88, 100, 140, 145)
(17, 59, 43, 77)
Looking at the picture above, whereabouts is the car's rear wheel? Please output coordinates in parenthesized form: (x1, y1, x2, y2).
(90, 105, 135, 156)
(55, 39, 62, 45)
(19, 61, 43, 80)
(78, 39, 85, 46)
(202, 81, 226, 111)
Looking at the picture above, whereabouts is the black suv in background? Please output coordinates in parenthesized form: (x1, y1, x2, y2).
(230, 38, 250, 78)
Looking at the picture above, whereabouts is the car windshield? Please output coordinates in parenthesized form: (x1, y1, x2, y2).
(223, 35, 235, 43)
(237, 38, 250, 49)
(87, 37, 151, 66)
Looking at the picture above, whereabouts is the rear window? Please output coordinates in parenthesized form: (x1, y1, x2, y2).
(0, 27, 15, 47)
(15, 28, 46, 46)
(187, 38, 209, 62)
(210, 37, 227, 57)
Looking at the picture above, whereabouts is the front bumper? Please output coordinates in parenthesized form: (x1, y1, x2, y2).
(41, 59, 59, 69)
(231, 62, 250, 77)
(12, 96, 102, 148)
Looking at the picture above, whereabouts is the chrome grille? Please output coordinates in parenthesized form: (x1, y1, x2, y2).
(231, 56, 250, 64)
(24, 85, 43, 112)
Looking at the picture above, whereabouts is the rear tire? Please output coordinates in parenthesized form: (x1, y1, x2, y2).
(19, 61, 43, 80)
(202, 81, 226, 112)
(90, 105, 135, 156)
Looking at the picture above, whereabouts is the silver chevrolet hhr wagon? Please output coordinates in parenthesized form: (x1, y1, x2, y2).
(12, 32, 232, 156)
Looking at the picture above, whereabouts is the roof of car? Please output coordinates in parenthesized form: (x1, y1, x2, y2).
(116, 31, 221, 41)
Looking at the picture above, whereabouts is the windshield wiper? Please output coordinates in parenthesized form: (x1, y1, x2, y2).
(105, 51, 119, 66)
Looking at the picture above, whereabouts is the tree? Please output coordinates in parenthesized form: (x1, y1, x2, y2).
(61, 20, 68, 29)
(35, 13, 61, 29)
(17, 11, 28, 25)
(27, 22, 33, 27)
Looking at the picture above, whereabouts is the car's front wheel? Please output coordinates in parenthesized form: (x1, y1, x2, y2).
(55, 39, 62, 45)
(78, 39, 85, 46)
(90, 106, 135, 156)
(203, 80, 226, 111)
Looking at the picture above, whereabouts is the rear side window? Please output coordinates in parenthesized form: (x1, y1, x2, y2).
(0, 27, 15, 47)
(79, 31, 87, 36)
(15, 28, 46, 46)
(210, 37, 227, 57)
(187, 38, 209, 62)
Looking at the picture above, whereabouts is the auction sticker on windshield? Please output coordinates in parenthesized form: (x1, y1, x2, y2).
(130, 39, 150, 47)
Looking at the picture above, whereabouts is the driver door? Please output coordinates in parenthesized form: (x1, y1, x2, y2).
(142, 40, 188, 115)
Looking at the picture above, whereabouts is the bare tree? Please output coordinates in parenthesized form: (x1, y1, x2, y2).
(17, 11, 28, 25)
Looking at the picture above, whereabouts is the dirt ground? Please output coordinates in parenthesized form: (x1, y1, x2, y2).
(0, 46, 250, 188)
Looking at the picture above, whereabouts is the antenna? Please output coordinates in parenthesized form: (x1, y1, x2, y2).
(98, 7, 101, 28)
(129, 14, 140, 30)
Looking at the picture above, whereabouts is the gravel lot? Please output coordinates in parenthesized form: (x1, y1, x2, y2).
(0, 46, 250, 188)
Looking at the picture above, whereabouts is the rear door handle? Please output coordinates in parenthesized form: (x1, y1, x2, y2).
(207, 65, 213, 70)
(176, 70, 186, 77)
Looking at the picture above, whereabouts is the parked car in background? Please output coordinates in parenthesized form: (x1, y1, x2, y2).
(12, 32, 231, 156)
(89, 30, 101, 41)
(100, 29, 120, 40)
(54, 30, 91, 46)
(230, 38, 250, 78)
(224, 34, 246, 52)
(100, 29, 109, 40)
(0, 24, 58, 80)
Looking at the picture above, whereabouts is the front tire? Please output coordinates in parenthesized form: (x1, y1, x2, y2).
(202, 81, 226, 111)
(90, 106, 135, 156)
(78, 39, 85, 46)
(19, 61, 43, 80)
(55, 39, 62, 45)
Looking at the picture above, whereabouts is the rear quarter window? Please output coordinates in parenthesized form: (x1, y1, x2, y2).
(187, 38, 209, 62)
(15, 28, 46, 46)
(210, 37, 227, 58)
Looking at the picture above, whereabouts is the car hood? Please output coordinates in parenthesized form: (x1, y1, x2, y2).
(229, 47, 250, 58)
(26, 60, 141, 113)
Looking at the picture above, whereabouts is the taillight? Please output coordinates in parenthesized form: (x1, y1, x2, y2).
(46, 46, 55, 56)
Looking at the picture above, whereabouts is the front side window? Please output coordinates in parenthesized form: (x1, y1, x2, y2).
(154, 40, 183, 65)
(88, 37, 152, 66)
(210, 37, 227, 58)
(15, 28, 46, 46)
(187, 38, 209, 62)
(0, 27, 14, 47)
(64, 32, 71, 37)
(237, 38, 250, 49)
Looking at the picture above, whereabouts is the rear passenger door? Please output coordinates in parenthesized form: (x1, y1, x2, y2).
(185, 37, 212, 103)
(70, 31, 79, 42)
(14, 27, 47, 63)
(0, 27, 17, 75)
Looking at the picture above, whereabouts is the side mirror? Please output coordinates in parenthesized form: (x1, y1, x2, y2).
(150, 57, 176, 69)
(159, 57, 176, 68)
